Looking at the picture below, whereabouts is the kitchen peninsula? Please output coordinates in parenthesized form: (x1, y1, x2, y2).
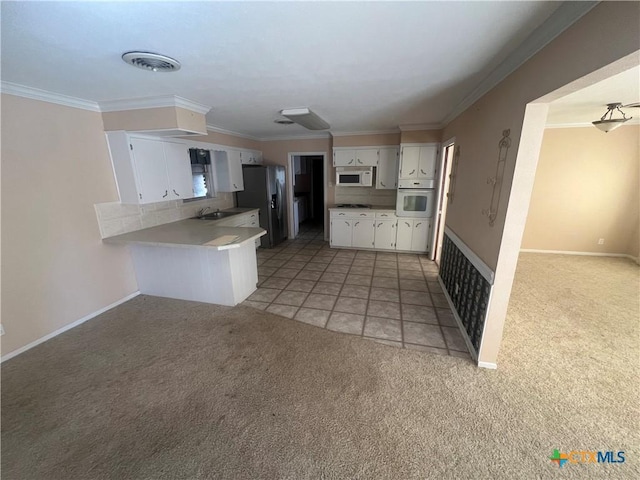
(104, 209, 265, 306)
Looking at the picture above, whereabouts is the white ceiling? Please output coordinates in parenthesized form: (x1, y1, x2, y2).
(2, 1, 570, 138)
(546, 66, 640, 126)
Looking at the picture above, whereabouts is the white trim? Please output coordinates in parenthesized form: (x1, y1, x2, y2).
(520, 249, 639, 263)
(1, 292, 140, 363)
(331, 129, 400, 137)
(206, 124, 261, 141)
(438, 277, 479, 362)
(444, 226, 495, 284)
(0, 81, 101, 112)
(99, 95, 210, 114)
(442, 2, 598, 126)
(398, 123, 443, 131)
(477, 361, 497, 370)
(399, 141, 440, 148)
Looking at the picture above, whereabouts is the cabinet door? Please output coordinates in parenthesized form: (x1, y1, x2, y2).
(163, 142, 194, 200)
(240, 150, 252, 165)
(130, 137, 170, 204)
(253, 151, 263, 164)
(396, 219, 413, 251)
(228, 150, 244, 191)
(411, 219, 431, 252)
(374, 220, 397, 250)
(355, 149, 378, 167)
(376, 148, 399, 189)
(418, 145, 438, 179)
(399, 146, 420, 179)
(334, 150, 355, 167)
(331, 219, 352, 247)
(352, 219, 375, 248)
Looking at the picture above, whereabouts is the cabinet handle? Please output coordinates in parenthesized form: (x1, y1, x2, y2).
(173, 189, 179, 196)
(348, 159, 354, 165)
(380, 182, 386, 187)
(409, 169, 416, 175)
(404, 222, 410, 227)
(377, 223, 383, 227)
(381, 214, 388, 217)
(416, 222, 422, 227)
(162, 190, 168, 198)
(420, 169, 427, 175)
(360, 213, 367, 216)
(354, 222, 359, 227)
(234, 184, 238, 189)
(345, 221, 350, 226)
(339, 213, 345, 216)
(357, 159, 362, 164)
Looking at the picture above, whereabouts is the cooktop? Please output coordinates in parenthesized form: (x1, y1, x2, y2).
(335, 204, 371, 208)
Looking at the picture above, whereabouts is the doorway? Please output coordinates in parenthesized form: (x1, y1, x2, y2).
(433, 140, 456, 264)
(288, 153, 327, 239)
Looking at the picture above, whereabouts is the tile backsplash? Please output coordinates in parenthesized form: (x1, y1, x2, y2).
(95, 194, 234, 239)
(334, 186, 396, 207)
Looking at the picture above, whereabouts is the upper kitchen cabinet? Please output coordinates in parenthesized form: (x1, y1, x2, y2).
(240, 150, 263, 165)
(399, 144, 439, 181)
(214, 150, 244, 192)
(106, 132, 194, 204)
(376, 147, 399, 189)
(333, 148, 379, 167)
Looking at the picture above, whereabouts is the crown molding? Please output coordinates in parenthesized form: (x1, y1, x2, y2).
(398, 123, 443, 132)
(100, 95, 210, 114)
(442, 1, 599, 127)
(330, 128, 401, 137)
(0, 81, 101, 112)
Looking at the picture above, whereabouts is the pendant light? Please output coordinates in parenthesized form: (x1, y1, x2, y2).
(592, 103, 631, 133)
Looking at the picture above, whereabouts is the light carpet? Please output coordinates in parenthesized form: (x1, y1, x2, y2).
(1, 254, 638, 479)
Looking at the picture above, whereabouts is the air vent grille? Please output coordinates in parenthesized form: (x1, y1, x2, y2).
(122, 52, 181, 72)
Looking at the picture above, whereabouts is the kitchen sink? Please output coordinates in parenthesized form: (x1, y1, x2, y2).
(192, 211, 236, 220)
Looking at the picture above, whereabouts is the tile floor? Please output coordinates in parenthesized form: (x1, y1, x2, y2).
(243, 223, 470, 359)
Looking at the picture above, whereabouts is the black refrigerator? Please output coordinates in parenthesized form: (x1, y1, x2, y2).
(236, 165, 288, 248)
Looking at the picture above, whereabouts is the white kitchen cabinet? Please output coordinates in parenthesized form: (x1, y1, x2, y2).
(352, 219, 375, 248)
(396, 218, 432, 253)
(240, 150, 263, 165)
(331, 218, 353, 247)
(374, 219, 397, 250)
(399, 144, 438, 180)
(214, 150, 244, 192)
(376, 147, 399, 189)
(106, 132, 194, 204)
(333, 148, 378, 167)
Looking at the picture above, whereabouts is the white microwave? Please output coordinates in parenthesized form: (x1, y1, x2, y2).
(396, 189, 436, 217)
(336, 167, 373, 187)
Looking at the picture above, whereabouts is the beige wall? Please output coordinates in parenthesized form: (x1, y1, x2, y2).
(260, 137, 333, 237)
(522, 125, 640, 257)
(102, 106, 206, 134)
(400, 130, 442, 144)
(441, 2, 640, 365)
(332, 133, 400, 147)
(1, 94, 138, 357)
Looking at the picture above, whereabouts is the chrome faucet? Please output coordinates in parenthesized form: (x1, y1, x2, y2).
(197, 207, 211, 217)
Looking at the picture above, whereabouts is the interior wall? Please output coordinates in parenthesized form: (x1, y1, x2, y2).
(260, 137, 333, 237)
(440, 1, 640, 365)
(332, 133, 400, 147)
(400, 130, 442, 144)
(1, 94, 138, 357)
(522, 125, 640, 257)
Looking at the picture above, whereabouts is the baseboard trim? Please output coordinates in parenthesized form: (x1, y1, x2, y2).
(520, 249, 638, 263)
(1, 291, 140, 363)
(478, 361, 497, 370)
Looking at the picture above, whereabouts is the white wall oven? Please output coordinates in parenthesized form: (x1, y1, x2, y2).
(396, 188, 435, 217)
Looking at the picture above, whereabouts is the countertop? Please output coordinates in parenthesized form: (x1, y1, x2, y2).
(103, 209, 265, 251)
(329, 206, 396, 213)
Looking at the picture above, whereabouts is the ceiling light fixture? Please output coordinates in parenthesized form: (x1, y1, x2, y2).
(592, 102, 631, 133)
(280, 108, 330, 130)
(122, 51, 181, 72)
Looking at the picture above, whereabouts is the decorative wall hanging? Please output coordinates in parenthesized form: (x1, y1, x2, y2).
(448, 145, 460, 205)
(482, 129, 511, 226)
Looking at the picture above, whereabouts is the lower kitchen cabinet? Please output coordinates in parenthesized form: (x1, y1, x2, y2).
(352, 219, 375, 248)
(396, 218, 432, 253)
(331, 218, 353, 247)
(374, 219, 397, 250)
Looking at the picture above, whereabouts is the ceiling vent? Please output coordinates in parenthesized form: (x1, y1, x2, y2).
(274, 119, 295, 125)
(121, 51, 181, 72)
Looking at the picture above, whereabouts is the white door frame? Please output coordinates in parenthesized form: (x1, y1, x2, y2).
(432, 137, 456, 262)
(287, 152, 328, 240)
